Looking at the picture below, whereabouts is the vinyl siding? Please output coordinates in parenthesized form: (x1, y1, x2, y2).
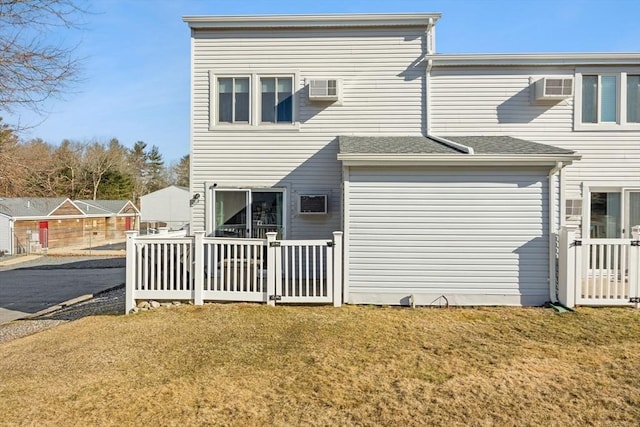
(190, 27, 427, 238)
(346, 166, 550, 306)
(430, 67, 640, 204)
(0, 216, 11, 254)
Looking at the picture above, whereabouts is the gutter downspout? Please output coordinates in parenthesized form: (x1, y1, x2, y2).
(549, 161, 563, 302)
(423, 19, 474, 156)
(424, 17, 434, 136)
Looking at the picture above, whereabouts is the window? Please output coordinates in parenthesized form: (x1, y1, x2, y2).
(576, 71, 640, 129)
(261, 77, 293, 123)
(628, 75, 640, 123)
(210, 73, 297, 128)
(217, 77, 250, 123)
(581, 75, 618, 123)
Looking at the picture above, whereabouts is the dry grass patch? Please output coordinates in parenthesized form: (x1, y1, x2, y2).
(2, 305, 640, 426)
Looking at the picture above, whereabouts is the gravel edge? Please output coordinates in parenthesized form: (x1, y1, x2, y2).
(0, 286, 125, 345)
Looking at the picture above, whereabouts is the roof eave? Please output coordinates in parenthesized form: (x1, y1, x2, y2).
(183, 13, 441, 30)
(338, 153, 581, 167)
(10, 214, 88, 220)
(428, 53, 640, 67)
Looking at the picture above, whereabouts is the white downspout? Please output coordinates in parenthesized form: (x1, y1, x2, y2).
(423, 20, 474, 155)
(549, 161, 563, 302)
(424, 17, 434, 135)
(425, 58, 432, 135)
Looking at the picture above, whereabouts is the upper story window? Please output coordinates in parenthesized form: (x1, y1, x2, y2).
(576, 70, 640, 130)
(628, 75, 640, 123)
(217, 77, 250, 123)
(210, 72, 298, 129)
(260, 77, 293, 123)
(581, 75, 617, 123)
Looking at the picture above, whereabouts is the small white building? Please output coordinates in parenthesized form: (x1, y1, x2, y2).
(139, 186, 190, 231)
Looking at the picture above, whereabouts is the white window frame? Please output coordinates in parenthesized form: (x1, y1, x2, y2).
(210, 73, 252, 127)
(583, 184, 640, 238)
(257, 73, 299, 127)
(574, 68, 640, 131)
(209, 71, 300, 130)
(206, 185, 287, 238)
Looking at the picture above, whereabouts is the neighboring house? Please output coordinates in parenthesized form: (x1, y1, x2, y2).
(0, 198, 138, 254)
(139, 185, 190, 232)
(172, 13, 639, 306)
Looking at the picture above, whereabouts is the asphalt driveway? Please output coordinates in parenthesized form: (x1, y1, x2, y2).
(0, 256, 125, 324)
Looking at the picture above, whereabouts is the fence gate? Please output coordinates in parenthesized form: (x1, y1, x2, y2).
(560, 227, 640, 307)
(271, 239, 334, 304)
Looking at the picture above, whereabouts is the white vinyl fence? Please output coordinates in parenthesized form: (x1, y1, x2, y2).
(559, 226, 640, 307)
(125, 231, 343, 313)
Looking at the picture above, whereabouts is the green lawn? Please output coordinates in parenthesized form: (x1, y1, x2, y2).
(2, 304, 640, 426)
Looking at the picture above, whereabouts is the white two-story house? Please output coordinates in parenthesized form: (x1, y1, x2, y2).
(180, 13, 639, 307)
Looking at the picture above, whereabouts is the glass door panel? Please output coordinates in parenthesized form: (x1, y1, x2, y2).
(251, 191, 283, 238)
(214, 190, 250, 237)
(590, 192, 621, 238)
(625, 190, 640, 237)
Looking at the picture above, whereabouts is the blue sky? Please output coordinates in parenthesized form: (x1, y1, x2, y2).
(5, 0, 640, 164)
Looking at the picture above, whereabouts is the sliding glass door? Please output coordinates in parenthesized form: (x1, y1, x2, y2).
(213, 189, 284, 238)
(590, 190, 640, 238)
(214, 190, 250, 237)
(590, 192, 621, 238)
(625, 190, 640, 238)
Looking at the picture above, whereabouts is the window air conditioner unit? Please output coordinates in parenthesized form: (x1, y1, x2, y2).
(298, 194, 328, 214)
(308, 79, 340, 101)
(534, 77, 574, 101)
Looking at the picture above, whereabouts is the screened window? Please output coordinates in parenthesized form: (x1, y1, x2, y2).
(218, 77, 250, 123)
(627, 75, 640, 123)
(261, 77, 293, 123)
(601, 76, 617, 122)
(581, 75, 618, 124)
(581, 75, 597, 123)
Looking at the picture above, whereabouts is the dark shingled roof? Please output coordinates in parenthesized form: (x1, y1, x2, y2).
(0, 198, 68, 217)
(442, 136, 575, 155)
(74, 200, 131, 215)
(338, 135, 575, 156)
(339, 136, 461, 154)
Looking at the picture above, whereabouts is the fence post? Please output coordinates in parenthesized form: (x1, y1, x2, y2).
(631, 226, 640, 308)
(266, 232, 277, 306)
(557, 226, 577, 308)
(125, 230, 138, 314)
(193, 231, 205, 306)
(332, 231, 343, 307)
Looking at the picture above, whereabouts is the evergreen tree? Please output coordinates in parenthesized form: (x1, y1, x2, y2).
(174, 154, 190, 188)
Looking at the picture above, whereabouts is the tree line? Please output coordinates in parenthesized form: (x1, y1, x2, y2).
(0, 120, 189, 202)
(0, 1, 189, 203)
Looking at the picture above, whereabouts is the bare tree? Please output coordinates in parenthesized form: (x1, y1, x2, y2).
(84, 140, 120, 200)
(0, 119, 23, 196)
(0, 0, 85, 114)
(53, 139, 85, 198)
